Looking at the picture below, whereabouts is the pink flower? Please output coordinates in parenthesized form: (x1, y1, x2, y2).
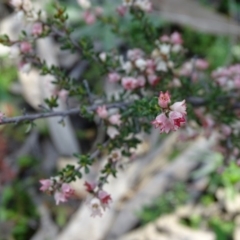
(116, 6, 127, 16)
(10, 0, 22, 9)
(83, 11, 96, 25)
(121, 77, 139, 90)
(220, 124, 232, 137)
(169, 111, 186, 130)
(195, 59, 209, 70)
(158, 91, 171, 108)
(96, 105, 108, 119)
(84, 181, 96, 192)
(160, 35, 170, 42)
(137, 76, 146, 87)
(39, 179, 52, 192)
(170, 100, 186, 115)
(94, 7, 103, 17)
(170, 32, 183, 45)
(32, 22, 43, 36)
(20, 41, 32, 53)
(98, 190, 112, 210)
(151, 113, 174, 133)
(89, 197, 103, 217)
(109, 114, 122, 126)
(58, 89, 69, 100)
(54, 183, 74, 205)
(145, 59, 155, 75)
(147, 74, 160, 86)
(234, 77, 240, 89)
(54, 191, 67, 205)
(108, 72, 121, 83)
(127, 48, 144, 61)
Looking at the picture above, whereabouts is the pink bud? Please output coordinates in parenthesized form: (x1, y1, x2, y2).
(160, 35, 170, 42)
(170, 32, 183, 45)
(195, 59, 209, 70)
(108, 72, 121, 83)
(32, 22, 43, 36)
(158, 91, 171, 108)
(96, 105, 108, 119)
(83, 11, 96, 25)
(116, 6, 127, 16)
(94, 7, 103, 17)
(20, 41, 32, 53)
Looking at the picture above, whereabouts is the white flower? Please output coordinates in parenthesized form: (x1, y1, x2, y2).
(20, 63, 31, 74)
(110, 149, 122, 162)
(39, 10, 47, 22)
(16, 10, 25, 22)
(135, 58, 147, 71)
(156, 60, 167, 72)
(122, 0, 133, 7)
(9, 45, 20, 59)
(89, 198, 103, 217)
(77, 0, 91, 9)
(160, 44, 171, 55)
(107, 126, 119, 139)
(22, 0, 33, 12)
(170, 100, 186, 115)
(122, 61, 133, 73)
(99, 52, 107, 62)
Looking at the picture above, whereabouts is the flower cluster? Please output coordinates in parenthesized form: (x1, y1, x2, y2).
(39, 178, 75, 205)
(212, 64, 240, 90)
(179, 58, 209, 81)
(84, 182, 112, 217)
(152, 92, 187, 133)
(10, 0, 46, 22)
(103, 32, 184, 92)
(96, 106, 122, 139)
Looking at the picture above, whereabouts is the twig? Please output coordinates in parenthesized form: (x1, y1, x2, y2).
(0, 102, 130, 125)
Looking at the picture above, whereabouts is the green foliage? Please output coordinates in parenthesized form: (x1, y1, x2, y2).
(182, 29, 229, 68)
(209, 217, 235, 240)
(138, 183, 188, 225)
(0, 183, 39, 240)
(0, 57, 17, 101)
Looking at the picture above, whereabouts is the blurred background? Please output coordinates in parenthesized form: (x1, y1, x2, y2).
(0, 0, 240, 239)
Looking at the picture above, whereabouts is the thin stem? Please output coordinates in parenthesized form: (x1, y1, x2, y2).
(0, 102, 130, 125)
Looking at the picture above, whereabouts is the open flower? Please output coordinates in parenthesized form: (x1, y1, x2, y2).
(89, 197, 103, 217)
(170, 100, 186, 115)
(54, 183, 74, 205)
(109, 114, 122, 126)
(107, 126, 119, 139)
(98, 190, 112, 210)
(84, 181, 97, 193)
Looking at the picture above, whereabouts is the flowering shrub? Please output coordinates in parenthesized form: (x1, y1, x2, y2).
(0, 0, 240, 218)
